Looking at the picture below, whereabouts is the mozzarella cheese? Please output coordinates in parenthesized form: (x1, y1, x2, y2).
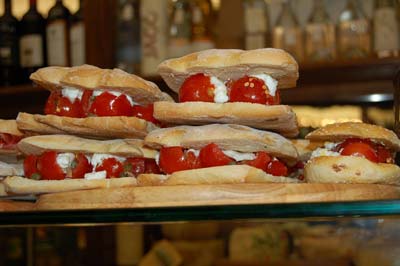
(210, 76, 229, 103)
(61, 87, 84, 102)
(310, 147, 340, 159)
(187, 149, 200, 157)
(222, 150, 256, 161)
(92, 90, 136, 106)
(250, 74, 278, 97)
(56, 153, 75, 173)
(90, 154, 126, 168)
(84, 170, 107, 180)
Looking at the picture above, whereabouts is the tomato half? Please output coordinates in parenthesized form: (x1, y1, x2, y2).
(159, 147, 200, 174)
(240, 152, 271, 172)
(95, 157, 124, 178)
(44, 91, 85, 118)
(199, 143, 234, 168)
(71, 153, 93, 179)
(376, 145, 394, 164)
(340, 141, 379, 163)
(132, 104, 159, 124)
(266, 160, 288, 177)
(0, 133, 22, 149)
(228, 76, 280, 105)
(123, 157, 146, 177)
(144, 159, 161, 174)
(89, 91, 133, 117)
(24, 155, 39, 179)
(179, 74, 215, 102)
(37, 151, 66, 180)
(81, 90, 94, 116)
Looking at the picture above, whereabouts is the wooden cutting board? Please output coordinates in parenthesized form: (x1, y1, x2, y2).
(35, 183, 400, 210)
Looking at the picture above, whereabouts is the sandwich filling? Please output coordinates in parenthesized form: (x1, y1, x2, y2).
(179, 73, 280, 105)
(310, 138, 394, 164)
(156, 143, 301, 179)
(44, 87, 160, 125)
(23, 151, 160, 180)
(0, 133, 23, 150)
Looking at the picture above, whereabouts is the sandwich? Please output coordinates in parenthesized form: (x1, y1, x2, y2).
(3, 134, 160, 194)
(155, 48, 299, 137)
(137, 124, 300, 186)
(304, 122, 400, 185)
(0, 119, 24, 157)
(17, 64, 173, 139)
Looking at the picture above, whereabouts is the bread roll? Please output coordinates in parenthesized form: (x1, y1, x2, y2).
(0, 119, 23, 136)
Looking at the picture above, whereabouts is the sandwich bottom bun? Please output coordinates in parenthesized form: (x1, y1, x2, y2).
(17, 112, 157, 139)
(304, 156, 400, 185)
(137, 165, 298, 186)
(153, 102, 299, 137)
(3, 176, 137, 195)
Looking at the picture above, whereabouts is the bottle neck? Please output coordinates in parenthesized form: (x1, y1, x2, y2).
(29, 0, 37, 9)
(4, 0, 12, 14)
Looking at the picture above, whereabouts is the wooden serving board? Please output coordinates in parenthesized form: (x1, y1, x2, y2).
(35, 183, 400, 210)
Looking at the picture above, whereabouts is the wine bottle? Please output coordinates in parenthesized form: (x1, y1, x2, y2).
(19, 0, 46, 82)
(243, 0, 269, 50)
(46, 0, 71, 66)
(191, 0, 215, 52)
(70, 0, 85, 66)
(168, 0, 192, 58)
(0, 0, 19, 85)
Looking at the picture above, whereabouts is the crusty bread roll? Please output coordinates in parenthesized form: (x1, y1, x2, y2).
(30, 64, 173, 104)
(304, 156, 400, 185)
(154, 102, 298, 137)
(137, 165, 298, 186)
(306, 122, 400, 151)
(158, 48, 298, 93)
(0, 119, 23, 136)
(144, 124, 298, 161)
(17, 112, 157, 139)
(3, 176, 137, 195)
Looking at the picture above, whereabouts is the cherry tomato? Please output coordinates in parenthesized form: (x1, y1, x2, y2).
(341, 142, 379, 163)
(376, 145, 394, 164)
(89, 91, 133, 117)
(123, 157, 146, 177)
(44, 91, 85, 118)
(199, 143, 234, 168)
(267, 160, 288, 177)
(71, 153, 92, 179)
(228, 76, 280, 105)
(240, 152, 271, 172)
(95, 157, 124, 178)
(37, 151, 66, 180)
(179, 74, 215, 102)
(81, 90, 94, 116)
(132, 104, 160, 124)
(24, 155, 39, 179)
(0, 133, 22, 149)
(44, 91, 59, 115)
(144, 159, 161, 174)
(159, 147, 200, 174)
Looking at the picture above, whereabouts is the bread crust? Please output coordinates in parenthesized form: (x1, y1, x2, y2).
(0, 119, 23, 136)
(154, 102, 299, 137)
(17, 112, 157, 139)
(30, 65, 173, 104)
(291, 139, 324, 161)
(3, 176, 137, 194)
(18, 135, 147, 157)
(304, 156, 400, 185)
(137, 165, 298, 186)
(158, 48, 299, 93)
(306, 122, 400, 151)
(144, 124, 298, 160)
(0, 161, 23, 176)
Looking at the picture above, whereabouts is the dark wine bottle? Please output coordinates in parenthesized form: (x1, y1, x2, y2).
(46, 0, 71, 66)
(19, 0, 46, 82)
(0, 0, 20, 85)
(70, 0, 85, 66)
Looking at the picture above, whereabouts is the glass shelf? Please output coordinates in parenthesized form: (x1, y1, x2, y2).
(2, 199, 400, 226)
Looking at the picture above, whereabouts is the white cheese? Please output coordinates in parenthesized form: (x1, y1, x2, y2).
(56, 153, 76, 173)
(222, 150, 256, 161)
(324, 142, 337, 150)
(187, 149, 200, 157)
(210, 76, 229, 103)
(250, 74, 278, 97)
(310, 148, 340, 159)
(90, 153, 126, 168)
(92, 90, 136, 106)
(155, 152, 160, 165)
(84, 170, 107, 180)
(61, 86, 84, 102)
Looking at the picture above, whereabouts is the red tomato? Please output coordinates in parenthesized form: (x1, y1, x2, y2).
(124, 157, 146, 177)
(240, 152, 271, 172)
(24, 155, 39, 179)
(71, 153, 92, 179)
(376, 146, 394, 164)
(228, 76, 280, 105)
(0, 133, 22, 149)
(144, 159, 161, 174)
(37, 151, 66, 180)
(132, 104, 159, 124)
(44, 91, 85, 118)
(89, 91, 133, 117)
(199, 143, 234, 168)
(341, 142, 379, 163)
(179, 74, 215, 102)
(81, 90, 94, 116)
(44, 91, 59, 115)
(159, 147, 200, 174)
(95, 157, 124, 178)
(267, 160, 288, 177)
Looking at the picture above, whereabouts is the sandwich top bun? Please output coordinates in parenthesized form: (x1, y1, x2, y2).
(30, 64, 173, 105)
(158, 48, 298, 93)
(0, 119, 23, 136)
(305, 122, 400, 151)
(144, 124, 298, 161)
(18, 134, 157, 158)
